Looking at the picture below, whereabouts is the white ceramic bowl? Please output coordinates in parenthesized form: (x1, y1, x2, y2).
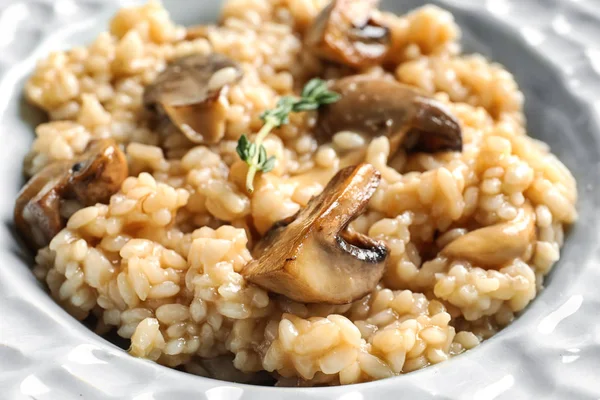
(1, 1, 599, 399)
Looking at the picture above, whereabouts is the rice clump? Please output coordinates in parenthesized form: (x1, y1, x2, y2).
(26, 0, 576, 386)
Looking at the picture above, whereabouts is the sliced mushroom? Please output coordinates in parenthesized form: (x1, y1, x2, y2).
(14, 162, 68, 252)
(305, 0, 391, 69)
(14, 139, 128, 250)
(69, 140, 130, 206)
(143, 53, 243, 144)
(316, 76, 462, 154)
(242, 163, 388, 304)
(441, 203, 536, 268)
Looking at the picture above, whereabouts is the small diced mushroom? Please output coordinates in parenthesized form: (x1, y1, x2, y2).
(14, 139, 128, 250)
(316, 75, 462, 155)
(441, 203, 536, 268)
(242, 163, 389, 304)
(143, 53, 243, 144)
(305, 0, 391, 69)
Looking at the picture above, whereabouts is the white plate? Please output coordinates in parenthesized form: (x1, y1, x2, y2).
(1, 0, 599, 399)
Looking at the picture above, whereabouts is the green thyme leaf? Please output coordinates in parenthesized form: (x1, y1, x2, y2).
(316, 91, 342, 104)
(258, 145, 267, 165)
(236, 134, 250, 161)
(237, 78, 341, 192)
(301, 78, 325, 98)
(261, 156, 276, 173)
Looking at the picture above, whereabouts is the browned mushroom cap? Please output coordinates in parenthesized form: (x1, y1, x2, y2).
(305, 0, 391, 69)
(242, 163, 389, 304)
(441, 203, 536, 268)
(143, 53, 243, 144)
(316, 76, 462, 154)
(14, 139, 128, 250)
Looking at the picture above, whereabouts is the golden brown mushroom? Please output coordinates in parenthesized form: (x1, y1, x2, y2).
(143, 53, 243, 144)
(316, 75, 462, 154)
(441, 203, 536, 268)
(14, 139, 128, 250)
(305, 0, 391, 69)
(242, 163, 388, 304)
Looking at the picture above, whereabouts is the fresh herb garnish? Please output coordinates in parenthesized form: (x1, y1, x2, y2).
(236, 78, 341, 193)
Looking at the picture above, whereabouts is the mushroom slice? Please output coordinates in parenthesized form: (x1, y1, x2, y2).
(143, 53, 243, 144)
(242, 163, 389, 304)
(316, 76, 462, 154)
(69, 139, 129, 205)
(305, 0, 391, 68)
(14, 162, 69, 252)
(441, 203, 536, 268)
(14, 139, 128, 250)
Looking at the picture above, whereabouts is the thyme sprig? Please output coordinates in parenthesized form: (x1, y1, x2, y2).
(236, 78, 341, 193)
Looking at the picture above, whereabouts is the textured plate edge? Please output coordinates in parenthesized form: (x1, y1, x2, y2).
(0, 1, 599, 399)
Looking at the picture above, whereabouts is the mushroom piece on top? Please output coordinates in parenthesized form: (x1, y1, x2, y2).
(441, 203, 536, 268)
(14, 139, 128, 250)
(242, 163, 389, 304)
(143, 53, 243, 144)
(305, 0, 391, 69)
(316, 75, 463, 154)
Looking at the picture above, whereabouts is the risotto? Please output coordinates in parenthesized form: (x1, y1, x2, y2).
(16, 0, 577, 387)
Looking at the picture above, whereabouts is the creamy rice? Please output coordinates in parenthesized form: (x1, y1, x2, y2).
(24, 0, 577, 386)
